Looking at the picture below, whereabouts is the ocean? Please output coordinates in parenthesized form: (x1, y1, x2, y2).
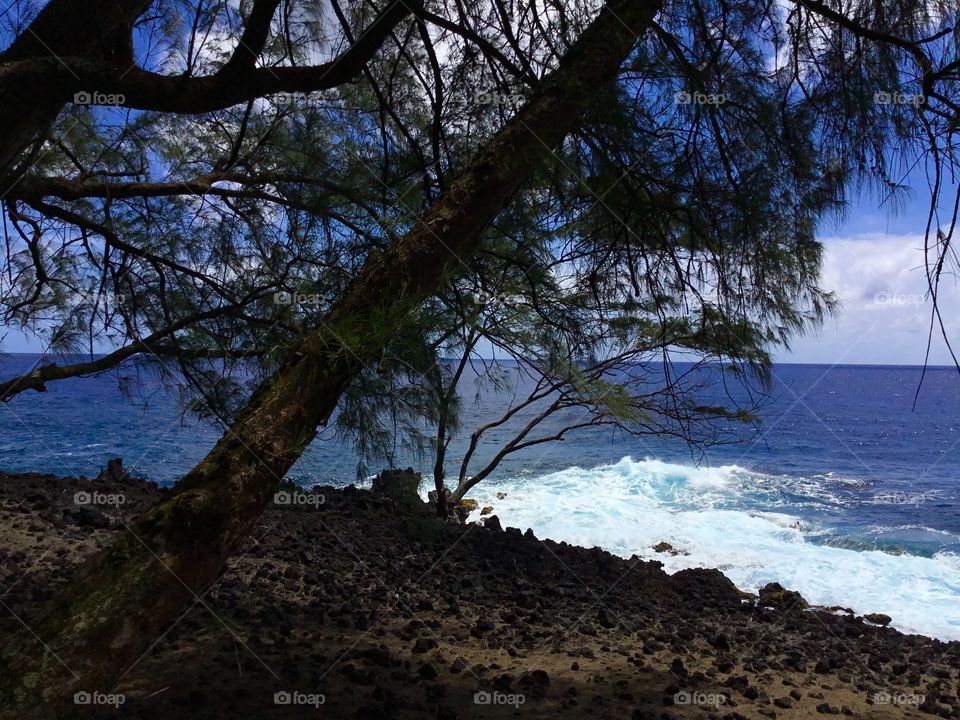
(1, 355, 958, 640)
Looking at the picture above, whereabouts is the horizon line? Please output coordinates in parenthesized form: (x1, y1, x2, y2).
(1, 351, 957, 371)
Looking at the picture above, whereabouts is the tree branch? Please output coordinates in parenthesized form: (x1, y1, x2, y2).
(0, 294, 271, 402)
(7, 171, 373, 206)
(220, 0, 284, 76)
(5, 0, 422, 114)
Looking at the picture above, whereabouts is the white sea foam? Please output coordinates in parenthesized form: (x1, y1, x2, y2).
(463, 457, 960, 641)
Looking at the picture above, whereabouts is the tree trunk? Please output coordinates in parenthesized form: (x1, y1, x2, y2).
(0, 0, 661, 714)
(433, 465, 450, 517)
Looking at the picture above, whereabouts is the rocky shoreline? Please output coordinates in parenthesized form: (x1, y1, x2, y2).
(1, 467, 958, 719)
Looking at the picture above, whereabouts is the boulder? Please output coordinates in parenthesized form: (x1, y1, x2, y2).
(652, 541, 687, 556)
(518, 669, 550, 698)
(862, 613, 892, 626)
(412, 637, 437, 654)
(670, 568, 749, 608)
(453, 498, 478, 523)
(95, 457, 130, 484)
(371, 468, 422, 507)
(758, 582, 809, 610)
(482, 515, 503, 532)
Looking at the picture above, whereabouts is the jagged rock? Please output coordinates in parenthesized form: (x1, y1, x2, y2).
(2, 469, 952, 718)
(652, 541, 682, 555)
(412, 637, 437, 654)
(670, 568, 744, 608)
(96, 457, 130, 484)
(862, 613, 892, 626)
(480, 506, 494, 516)
(372, 468, 422, 507)
(451, 498, 478, 523)
(596, 607, 617, 629)
(519, 669, 550, 697)
(481, 515, 503, 532)
(758, 582, 809, 610)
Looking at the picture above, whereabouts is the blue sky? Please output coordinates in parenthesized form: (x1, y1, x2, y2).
(2, 3, 956, 367)
(4, 190, 958, 366)
(1, 97, 956, 367)
(780, 181, 960, 366)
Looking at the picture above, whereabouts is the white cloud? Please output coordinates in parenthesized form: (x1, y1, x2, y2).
(780, 233, 960, 365)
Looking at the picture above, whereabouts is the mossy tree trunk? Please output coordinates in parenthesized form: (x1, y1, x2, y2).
(0, 0, 661, 714)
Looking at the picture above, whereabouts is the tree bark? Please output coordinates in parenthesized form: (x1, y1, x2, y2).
(0, 0, 661, 715)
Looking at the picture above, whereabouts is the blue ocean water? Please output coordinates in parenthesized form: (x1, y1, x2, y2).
(1, 355, 959, 638)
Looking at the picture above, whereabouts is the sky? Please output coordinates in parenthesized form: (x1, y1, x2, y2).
(4, 189, 959, 366)
(1, 1, 956, 366)
(5, 114, 953, 366)
(778, 185, 960, 366)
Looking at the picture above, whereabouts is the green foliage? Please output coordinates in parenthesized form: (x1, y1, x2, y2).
(1, 0, 957, 478)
